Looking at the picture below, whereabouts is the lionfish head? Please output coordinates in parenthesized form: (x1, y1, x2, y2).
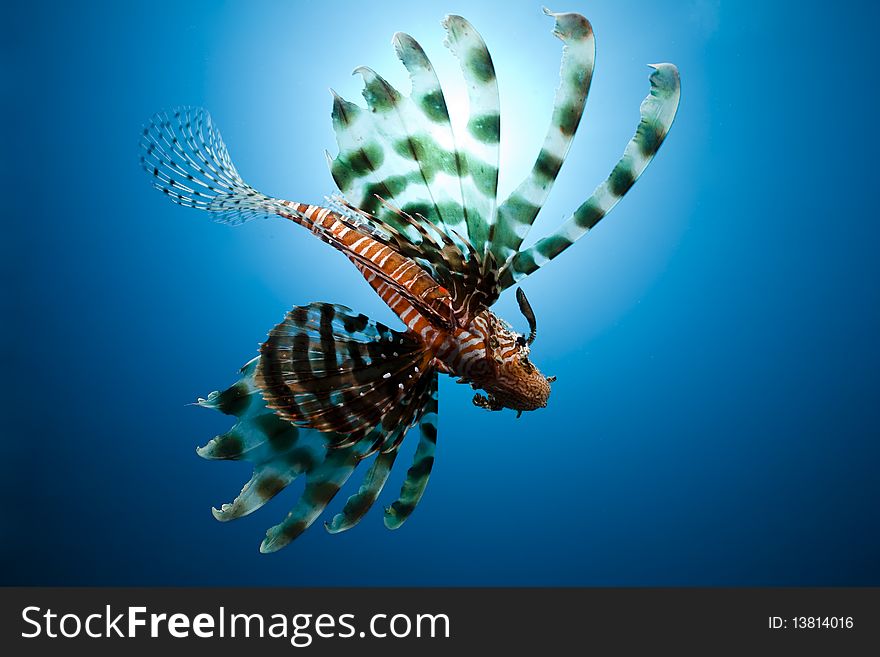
(490, 348, 553, 412)
(474, 288, 556, 413)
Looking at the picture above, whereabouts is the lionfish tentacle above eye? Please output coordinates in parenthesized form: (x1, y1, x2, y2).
(515, 287, 538, 345)
(139, 108, 284, 224)
(490, 9, 596, 267)
(498, 63, 681, 290)
(195, 312, 439, 551)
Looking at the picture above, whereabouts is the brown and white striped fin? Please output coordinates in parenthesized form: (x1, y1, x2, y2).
(255, 303, 434, 444)
(197, 351, 438, 551)
(279, 202, 457, 331)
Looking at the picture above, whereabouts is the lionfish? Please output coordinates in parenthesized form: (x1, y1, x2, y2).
(139, 8, 679, 552)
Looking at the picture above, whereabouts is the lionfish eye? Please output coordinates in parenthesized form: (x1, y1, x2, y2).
(515, 335, 527, 348)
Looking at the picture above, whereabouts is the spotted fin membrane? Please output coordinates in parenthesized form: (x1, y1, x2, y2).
(139, 8, 679, 550)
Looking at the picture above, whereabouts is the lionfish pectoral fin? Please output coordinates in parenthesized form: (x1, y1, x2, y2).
(197, 304, 440, 550)
(385, 372, 438, 529)
(259, 434, 400, 552)
(196, 359, 353, 549)
(255, 302, 435, 443)
(324, 448, 399, 534)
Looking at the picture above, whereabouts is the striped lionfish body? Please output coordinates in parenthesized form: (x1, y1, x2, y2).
(140, 8, 680, 551)
(267, 201, 551, 414)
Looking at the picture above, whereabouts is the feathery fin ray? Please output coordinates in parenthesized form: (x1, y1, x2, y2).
(195, 333, 437, 551)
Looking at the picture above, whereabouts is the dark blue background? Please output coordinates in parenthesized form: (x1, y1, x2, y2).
(3, 0, 878, 585)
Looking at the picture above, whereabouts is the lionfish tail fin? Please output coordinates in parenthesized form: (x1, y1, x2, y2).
(197, 304, 439, 551)
(139, 107, 286, 225)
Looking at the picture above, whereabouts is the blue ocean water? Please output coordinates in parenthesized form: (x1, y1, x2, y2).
(2, 0, 878, 585)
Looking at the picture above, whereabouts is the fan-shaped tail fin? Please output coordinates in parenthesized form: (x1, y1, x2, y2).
(498, 63, 681, 290)
(140, 109, 459, 329)
(138, 108, 287, 224)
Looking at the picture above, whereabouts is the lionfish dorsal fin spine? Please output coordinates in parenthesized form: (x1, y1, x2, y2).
(331, 60, 467, 249)
(392, 31, 470, 237)
(441, 14, 500, 261)
(491, 10, 596, 267)
(498, 62, 681, 290)
(328, 90, 404, 221)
